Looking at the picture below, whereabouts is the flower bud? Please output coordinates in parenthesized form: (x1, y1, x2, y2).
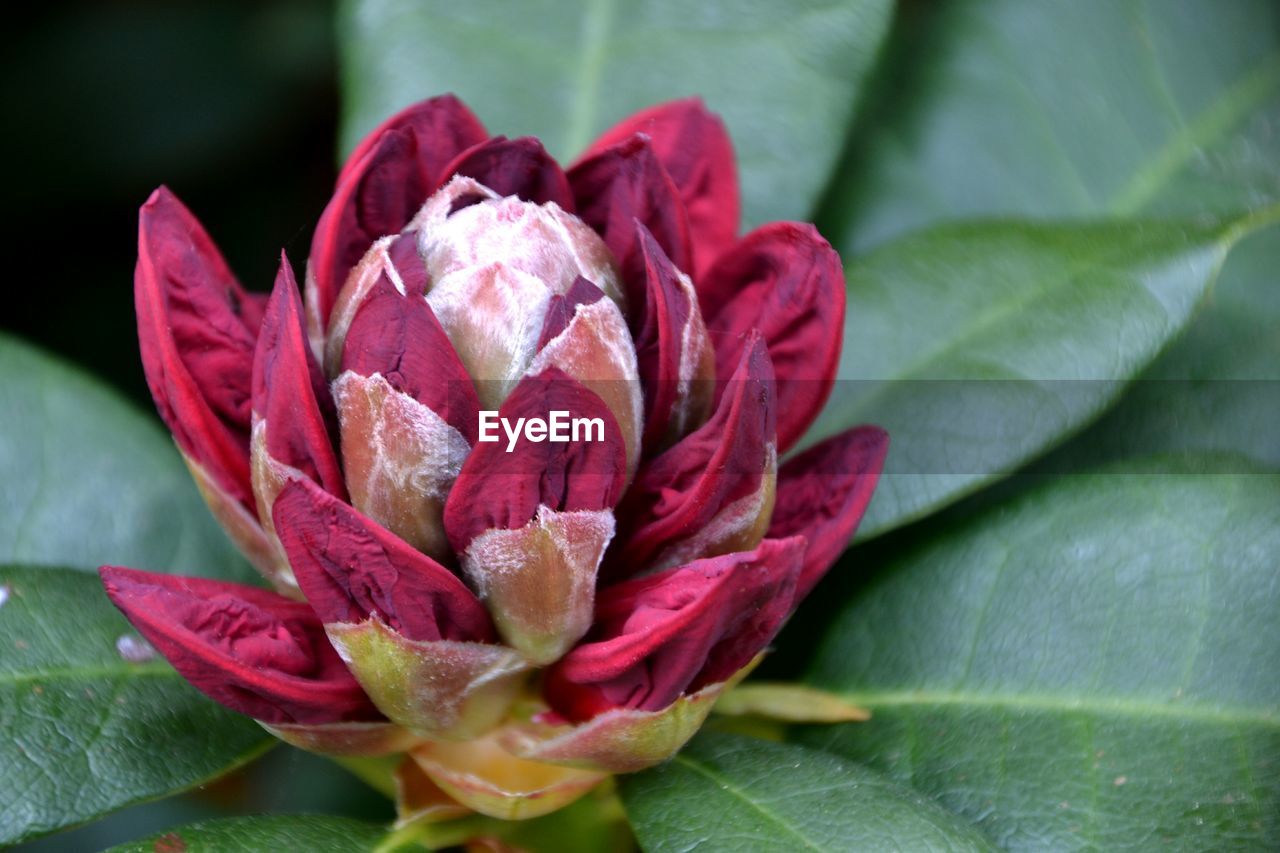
(412, 176, 625, 412)
(115, 94, 887, 810)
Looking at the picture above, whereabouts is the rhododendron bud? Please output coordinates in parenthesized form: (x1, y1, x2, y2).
(410, 175, 626, 411)
(107, 93, 888, 817)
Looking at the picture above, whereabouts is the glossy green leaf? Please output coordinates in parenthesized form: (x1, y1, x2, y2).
(823, 0, 1280, 251)
(798, 458, 1280, 850)
(338, 0, 892, 226)
(0, 334, 253, 580)
(107, 815, 389, 852)
(621, 731, 994, 851)
(808, 213, 1268, 536)
(814, 0, 1280, 516)
(1041, 225, 1280, 474)
(0, 566, 272, 845)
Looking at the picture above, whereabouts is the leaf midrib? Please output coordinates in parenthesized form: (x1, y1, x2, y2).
(0, 662, 174, 686)
(563, 0, 617, 156)
(1108, 50, 1280, 216)
(832, 688, 1280, 726)
(670, 751, 826, 852)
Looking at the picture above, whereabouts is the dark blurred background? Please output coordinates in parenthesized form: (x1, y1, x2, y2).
(3, 0, 340, 406)
(4, 3, 399, 847)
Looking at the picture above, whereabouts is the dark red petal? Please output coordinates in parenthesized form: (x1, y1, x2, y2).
(443, 368, 627, 553)
(441, 136, 575, 211)
(313, 97, 488, 333)
(544, 537, 804, 721)
(388, 230, 430, 295)
(769, 426, 888, 602)
(582, 99, 739, 277)
(632, 223, 713, 454)
(536, 276, 606, 350)
(568, 135, 692, 307)
(135, 186, 262, 507)
(612, 333, 774, 574)
(338, 94, 488, 187)
(309, 129, 431, 335)
(253, 256, 346, 497)
(698, 223, 845, 454)
(99, 566, 381, 724)
(341, 258, 481, 444)
(272, 479, 495, 643)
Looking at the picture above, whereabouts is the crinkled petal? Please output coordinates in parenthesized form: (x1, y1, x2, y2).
(251, 257, 346, 580)
(272, 479, 495, 643)
(342, 255, 481, 442)
(611, 332, 775, 576)
(441, 136, 574, 210)
(544, 538, 804, 722)
(443, 368, 626, 554)
(98, 566, 381, 725)
(135, 186, 263, 509)
(341, 256, 466, 415)
(310, 95, 487, 342)
(568, 135, 692, 307)
(698, 223, 844, 453)
(333, 256, 480, 557)
(529, 277, 643, 481)
(582, 98, 738, 277)
(309, 129, 429, 346)
(338, 94, 488, 186)
(768, 426, 888, 602)
(632, 222, 715, 455)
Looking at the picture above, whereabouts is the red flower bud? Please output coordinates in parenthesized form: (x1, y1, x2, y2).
(118, 94, 885, 787)
(251, 258, 346, 587)
(442, 135, 575, 211)
(272, 479, 493, 643)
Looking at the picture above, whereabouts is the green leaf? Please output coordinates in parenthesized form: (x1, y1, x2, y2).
(0, 334, 253, 580)
(1041, 224, 1280, 474)
(106, 815, 390, 852)
(0, 566, 272, 845)
(814, 0, 1280, 498)
(620, 731, 995, 851)
(798, 458, 1280, 850)
(823, 0, 1280, 251)
(808, 214, 1266, 537)
(338, 0, 893, 226)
